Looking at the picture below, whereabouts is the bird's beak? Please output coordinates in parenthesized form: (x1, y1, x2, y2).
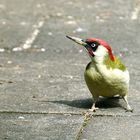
(66, 35, 87, 46)
(66, 35, 95, 57)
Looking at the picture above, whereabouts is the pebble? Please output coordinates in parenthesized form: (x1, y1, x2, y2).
(18, 116, 25, 119)
(0, 48, 5, 52)
(48, 32, 53, 36)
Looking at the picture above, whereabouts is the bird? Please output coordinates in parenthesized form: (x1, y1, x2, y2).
(66, 35, 133, 112)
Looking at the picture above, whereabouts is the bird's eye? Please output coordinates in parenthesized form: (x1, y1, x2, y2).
(89, 42, 99, 52)
(91, 43, 96, 48)
(85, 41, 99, 52)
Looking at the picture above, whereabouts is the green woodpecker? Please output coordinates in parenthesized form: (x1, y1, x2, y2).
(66, 35, 133, 112)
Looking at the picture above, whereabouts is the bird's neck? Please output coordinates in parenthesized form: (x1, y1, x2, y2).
(90, 54, 113, 76)
(91, 54, 126, 75)
(90, 45, 109, 65)
(91, 52, 108, 65)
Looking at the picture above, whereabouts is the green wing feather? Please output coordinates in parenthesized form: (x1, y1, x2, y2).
(103, 55, 126, 71)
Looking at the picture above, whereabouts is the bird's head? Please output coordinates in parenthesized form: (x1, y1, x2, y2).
(66, 35, 115, 63)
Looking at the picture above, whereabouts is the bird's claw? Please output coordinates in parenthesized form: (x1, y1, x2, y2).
(89, 107, 99, 112)
(82, 107, 99, 117)
(125, 108, 133, 113)
(125, 104, 133, 112)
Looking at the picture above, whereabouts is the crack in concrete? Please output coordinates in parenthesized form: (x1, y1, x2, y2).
(0, 110, 137, 116)
(75, 112, 92, 140)
(0, 110, 82, 115)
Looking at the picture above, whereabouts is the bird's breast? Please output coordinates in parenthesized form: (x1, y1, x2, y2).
(84, 62, 129, 97)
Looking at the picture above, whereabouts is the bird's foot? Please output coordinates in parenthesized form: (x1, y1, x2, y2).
(89, 107, 99, 112)
(82, 107, 99, 117)
(125, 106, 133, 112)
(122, 96, 133, 113)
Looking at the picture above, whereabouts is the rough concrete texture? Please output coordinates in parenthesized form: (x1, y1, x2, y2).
(0, 114, 83, 140)
(80, 116, 140, 140)
(0, 0, 140, 139)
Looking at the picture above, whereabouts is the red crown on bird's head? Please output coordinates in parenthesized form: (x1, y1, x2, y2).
(86, 38, 115, 61)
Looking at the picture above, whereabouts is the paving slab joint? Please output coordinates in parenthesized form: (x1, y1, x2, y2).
(75, 112, 93, 140)
(0, 110, 82, 115)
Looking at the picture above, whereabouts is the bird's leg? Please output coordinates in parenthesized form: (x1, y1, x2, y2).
(122, 95, 133, 112)
(89, 96, 99, 112)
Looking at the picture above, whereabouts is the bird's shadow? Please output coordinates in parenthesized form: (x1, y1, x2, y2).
(48, 97, 122, 109)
